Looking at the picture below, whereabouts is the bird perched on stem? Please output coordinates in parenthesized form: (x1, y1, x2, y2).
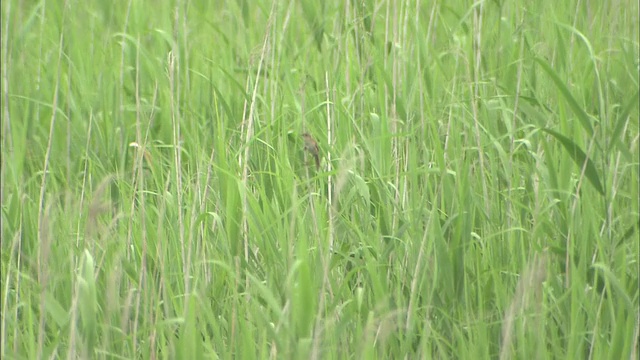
(301, 133, 320, 169)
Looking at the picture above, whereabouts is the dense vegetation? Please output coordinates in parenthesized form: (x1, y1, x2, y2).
(2, 0, 638, 358)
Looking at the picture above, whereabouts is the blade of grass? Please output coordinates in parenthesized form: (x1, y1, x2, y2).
(534, 57, 595, 137)
(541, 128, 604, 196)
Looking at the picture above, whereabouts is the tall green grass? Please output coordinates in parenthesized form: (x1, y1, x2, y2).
(2, 0, 638, 358)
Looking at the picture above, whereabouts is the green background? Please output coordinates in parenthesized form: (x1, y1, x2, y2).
(1, 0, 638, 358)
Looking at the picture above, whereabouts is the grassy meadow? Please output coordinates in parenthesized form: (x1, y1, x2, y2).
(1, 0, 639, 358)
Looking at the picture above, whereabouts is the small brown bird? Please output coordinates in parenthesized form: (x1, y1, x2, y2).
(301, 132, 320, 169)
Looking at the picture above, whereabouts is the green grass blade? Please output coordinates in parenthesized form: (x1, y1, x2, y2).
(609, 88, 639, 162)
(534, 58, 594, 136)
(541, 128, 604, 195)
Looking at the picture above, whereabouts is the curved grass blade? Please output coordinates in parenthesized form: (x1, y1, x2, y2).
(541, 128, 604, 196)
(609, 88, 639, 163)
(534, 57, 594, 136)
